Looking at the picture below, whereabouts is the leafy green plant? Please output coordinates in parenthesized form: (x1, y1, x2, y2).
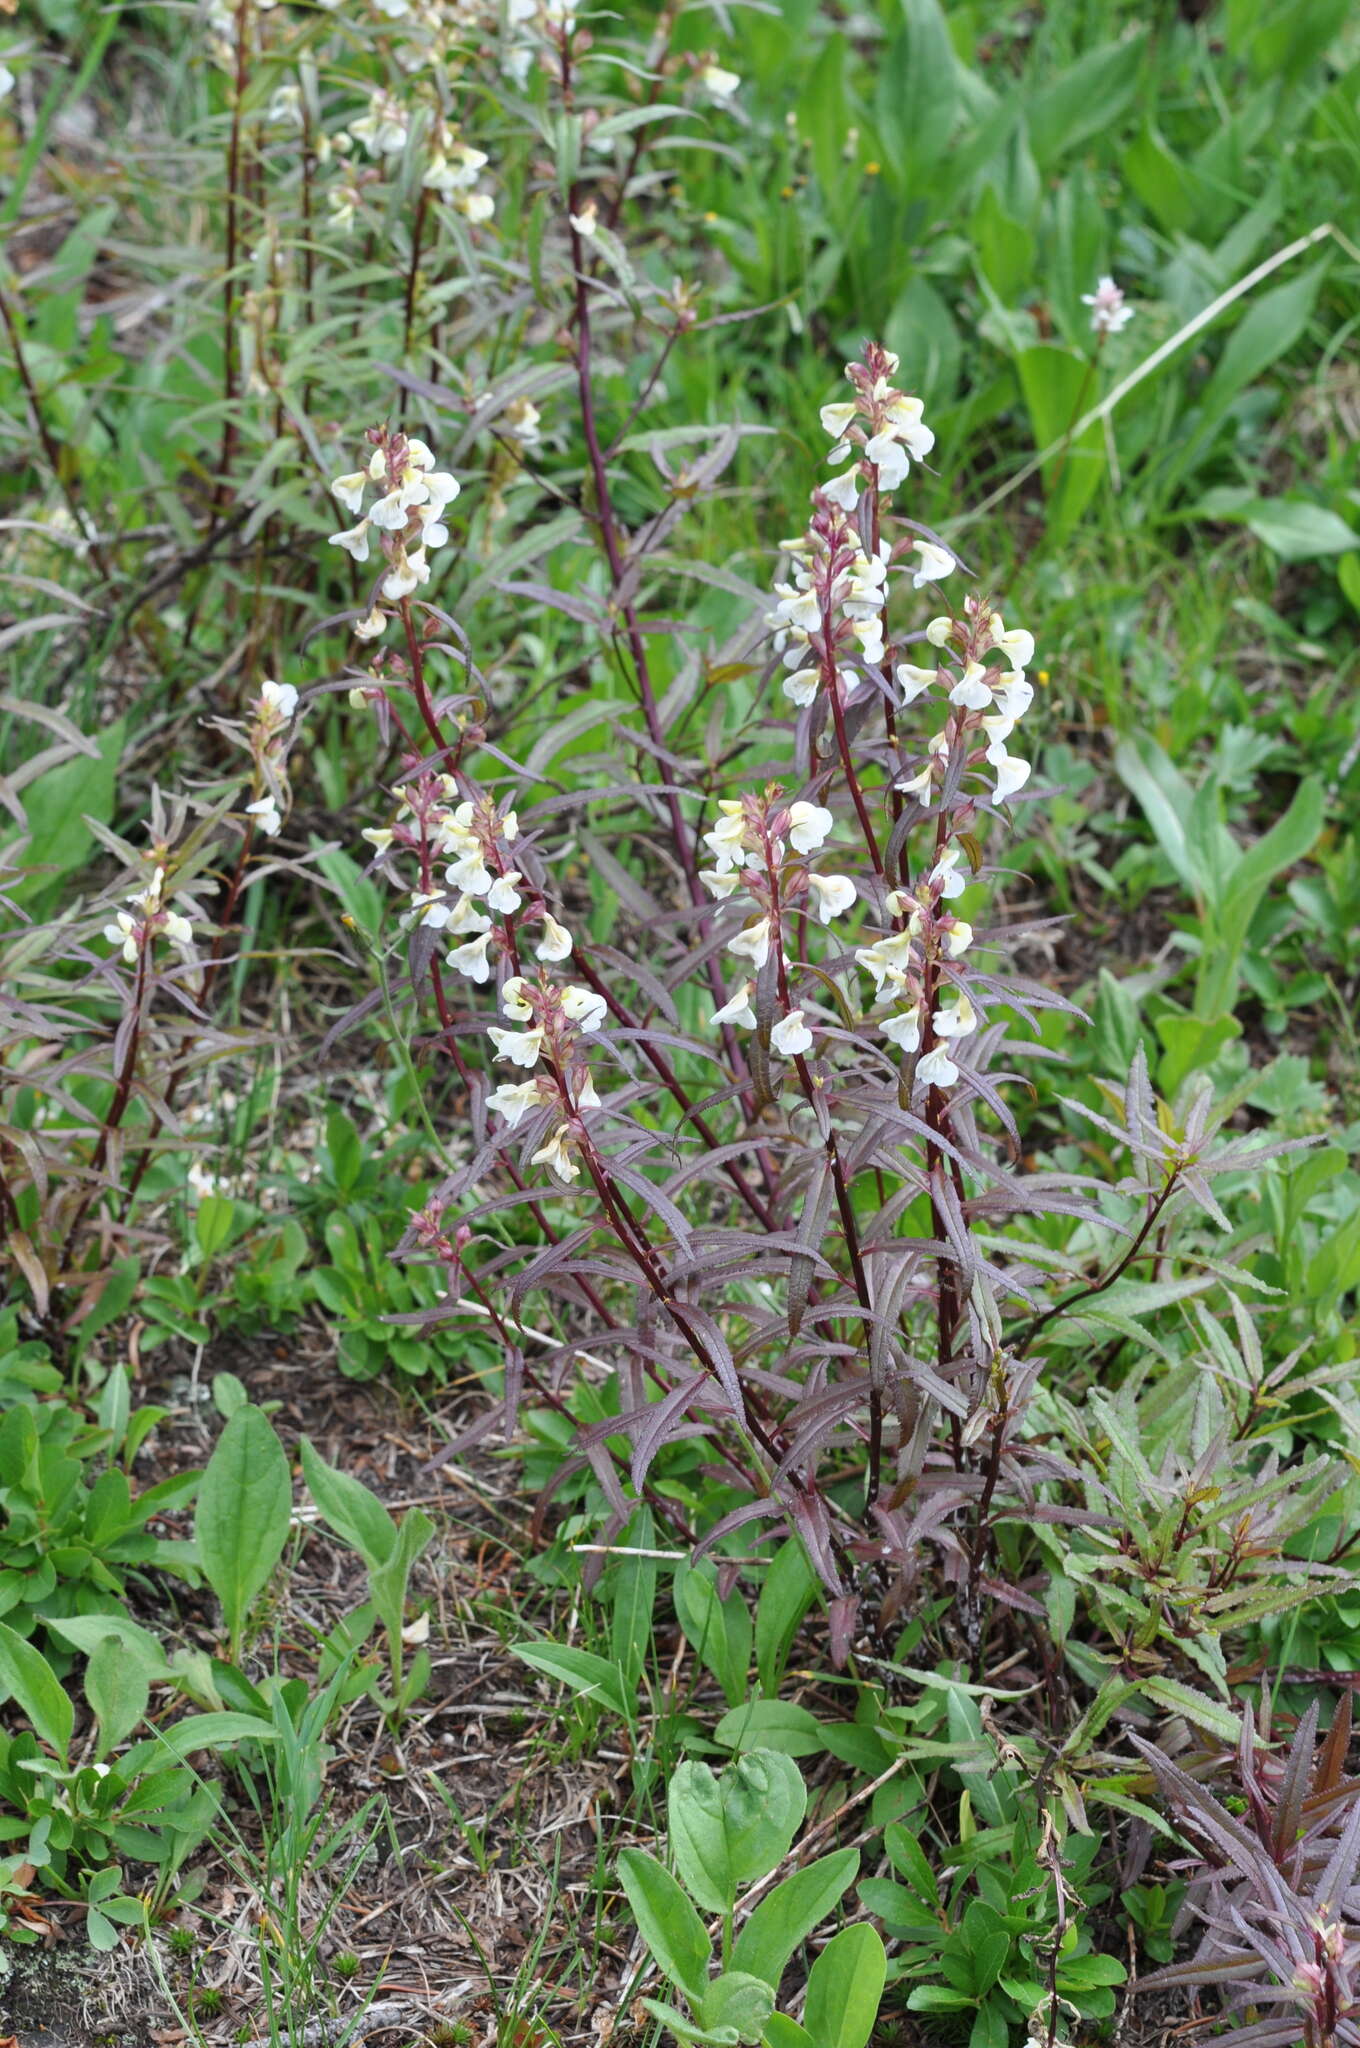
(617, 1749, 873, 2048)
(195, 1403, 294, 1664)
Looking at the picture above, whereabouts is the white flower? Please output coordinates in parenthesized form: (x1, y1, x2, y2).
(488, 1025, 544, 1068)
(532, 1125, 580, 1183)
(933, 990, 976, 1039)
(883, 1006, 922, 1053)
(259, 679, 298, 719)
(698, 61, 740, 96)
(945, 921, 973, 958)
(331, 471, 368, 514)
(819, 401, 858, 440)
(536, 913, 573, 961)
(354, 606, 387, 641)
(245, 796, 282, 835)
(783, 668, 820, 708)
(786, 801, 834, 854)
(863, 433, 908, 490)
(990, 749, 1032, 802)
(362, 827, 394, 854)
(704, 801, 749, 872)
(949, 662, 993, 711)
(929, 848, 966, 901)
(896, 760, 934, 801)
(0, 64, 15, 102)
(911, 541, 954, 587)
(925, 616, 953, 648)
(487, 870, 522, 913)
(712, 981, 757, 1029)
(895, 663, 936, 705)
(770, 1010, 813, 1057)
(995, 627, 1034, 673)
(449, 932, 494, 982)
(1082, 275, 1134, 337)
(917, 1043, 959, 1089)
(164, 908, 194, 951)
(821, 469, 860, 512)
(328, 520, 371, 562)
(805, 872, 856, 924)
(561, 985, 607, 1032)
(883, 394, 935, 462)
(501, 976, 534, 1022)
(728, 918, 772, 970)
(446, 850, 493, 896)
(855, 930, 914, 993)
(570, 200, 598, 238)
(103, 911, 140, 964)
(369, 488, 415, 532)
(488, 1079, 542, 1127)
(700, 867, 743, 899)
(573, 1070, 600, 1111)
(444, 895, 491, 937)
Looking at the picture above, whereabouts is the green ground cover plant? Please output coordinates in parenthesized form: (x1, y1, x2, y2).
(1, 0, 1359, 2044)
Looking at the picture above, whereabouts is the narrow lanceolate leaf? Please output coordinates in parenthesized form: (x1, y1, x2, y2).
(730, 1849, 859, 1991)
(195, 1407, 293, 1647)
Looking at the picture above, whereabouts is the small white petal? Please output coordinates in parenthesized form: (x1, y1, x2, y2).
(770, 1009, 813, 1057)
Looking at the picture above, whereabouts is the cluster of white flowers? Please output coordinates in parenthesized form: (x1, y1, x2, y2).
(102, 866, 195, 967)
(329, 431, 460, 638)
(854, 862, 979, 1089)
(703, 793, 857, 1062)
(241, 678, 301, 837)
(1082, 274, 1134, 338)
(768, 346, 956, 714)
(819, 342, 934, 496)
(895, 593, 1036, 809)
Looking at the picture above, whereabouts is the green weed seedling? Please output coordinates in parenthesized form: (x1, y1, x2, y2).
(618, 1749, 876, 2048)
(300, 1437, 435, 1724)
(195, 1403, 295, 1666)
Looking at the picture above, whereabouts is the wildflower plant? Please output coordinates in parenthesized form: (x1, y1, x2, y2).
(311, 318, 1306, 1656)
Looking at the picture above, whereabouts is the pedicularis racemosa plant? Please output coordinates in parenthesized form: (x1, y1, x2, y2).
(318, 335, 1287, 1654)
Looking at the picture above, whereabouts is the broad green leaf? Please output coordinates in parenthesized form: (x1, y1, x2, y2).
(147, 1711, 279, 1757)
(1027, 33, 1145, 170)
(617, 1848, 711, 2007)
(47, 1612, 172, 1674)
(669, 1755, 806, 1915)
(0, 1621, 73, 1757)
(195, 1407, 293, 1649)
(512, 1643, 629, 1719)
(762, 2019, 813, 2048)
(639, 1998, 737, 2048)
(675, 1563, 751, 1708)
(803, 1925, 886, 2048)
(714, 1700, 825, 1758)
(1241, 500, 1357, 560)
(300, 1437, 396, 1570)
(731, 1849, 858, 1991)
(1197, 266, 1323, 430)
(1016, 345, 1104, 533)
(702, 1973, 774, 2045)
(85, 1634, 150, 1759)
(874, 0, 956, 187)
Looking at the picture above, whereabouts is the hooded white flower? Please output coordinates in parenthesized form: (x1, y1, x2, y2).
(488, 1079, 542, 1126)
(864, 433, 909, 491)
(911, 541, 954, 588)
(712, 981, 757, 1030)
(698, 61, 740, 97)
(331, 471, 368, 514)
(354, 606, 387, 641)
(704, 801, 749, 872)
(700, 867, 744, 899)
(259, 679, 299, 719)
(990, 749, 1032, 802)
(883, 1006, 922, 1053)
(995, 627, 1034, 673)
(532, 1125, 580, 1183)
(536, 913, 573, 961)
(783, 668, 820, 708)
(103, 911, 140, 964)
(929, 848, 966, 901)
(328, 520, 371, 563)
(933, 990, 977, 1040)
(819, 401, 858, 440)
(444, 895, 492, 937)
(883, 394, 935, 462)
(917, 1043, 959, 1089)
(949, 662, 993, 711)
(770, 1010, 813, 1057)
(944, 921, 974, 958)
(805, 872, 856, 924)
(487, 871, 523, 914)
(246, 796, 282, 835)
(896, 760, 934, 801)
(500, 976, 534, 1022)
(561, 984, 607, 1032)
(925, 616, 953, 648)
(488, 1025, 544, 1068)
(786, 802, 834, 854)
(855, 930, 914, 994)
(728, 918, 772, 970)
(821, 470, 860, 513)
(1082, 275, 1134, 337)
(449, 931, 494, 982)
